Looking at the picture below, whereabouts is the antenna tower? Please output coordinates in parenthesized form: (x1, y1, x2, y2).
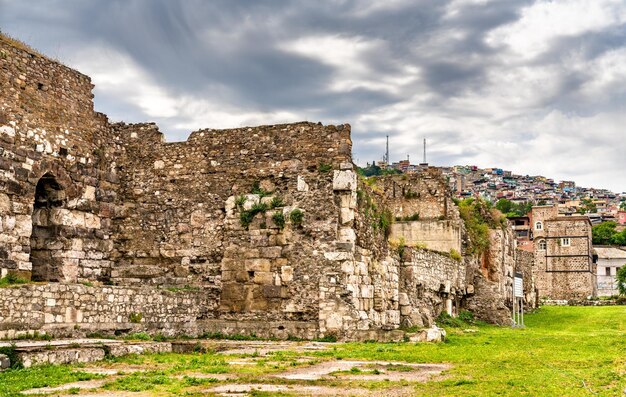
(384, 135, 389, 164)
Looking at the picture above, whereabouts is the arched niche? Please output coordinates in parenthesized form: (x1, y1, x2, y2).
(30, 172, 71, 282)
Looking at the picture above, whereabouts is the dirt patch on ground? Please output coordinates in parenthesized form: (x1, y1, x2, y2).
(275, 360, 451, 381)
(21, 379, 107, 395)
(207, 383, 415, 396)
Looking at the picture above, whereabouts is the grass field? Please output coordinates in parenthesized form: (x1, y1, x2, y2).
(0, 305, 624, 396)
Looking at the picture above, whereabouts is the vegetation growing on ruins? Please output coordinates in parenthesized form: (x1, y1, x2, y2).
(449, 248, 462, 261)
(289, 208, 304, 226)
(250, 181, 271, 198)
(356, 164, 401, 177)
(270, 196, 284, 208)
(395, 212, 420, 222)
(456, 198, 505, 255)
(272, 211, 286, 229)
(318, 162, 333, 173)
(0, 274, 28, 287)
(357, 187, 394, 237)
(128, 312, 143, 323)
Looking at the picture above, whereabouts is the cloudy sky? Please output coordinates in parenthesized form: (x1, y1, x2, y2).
(1, 0, 625, 192)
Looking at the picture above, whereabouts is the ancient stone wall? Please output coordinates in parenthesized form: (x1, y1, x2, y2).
(463, 227, 516, 325)
(515, 248, 537, 308)
(377, 168, 457, 220)
(0, 35, 526, 341)
(399, 247, 466, 328)
(389, 220, 462, 253)
(0, 34, 120, 283)
(0, 283, 219, 339)
(112, 122, 352, 332)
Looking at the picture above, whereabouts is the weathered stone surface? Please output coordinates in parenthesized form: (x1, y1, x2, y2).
(332, 170, 357, 191)
(408, 325, 446, 343)
(0, 33, 529, 342)
(0, 353, 9, 370)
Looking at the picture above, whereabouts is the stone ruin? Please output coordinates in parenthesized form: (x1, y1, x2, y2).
(0, 34, 535, 341)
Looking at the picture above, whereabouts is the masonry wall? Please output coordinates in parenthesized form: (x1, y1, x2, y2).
(0, 34, 120, 283)
(378, 169, 456, 220)
(463, 228, 516, 325)
(0, 283, 219, 338)
(531, 214, 595, 300)
(515, 248, 537, 308)
(0, 35, 524, 341)
(399, 247, 466, 328)
(389, 220, 462, 253)
(112, 122, 352, 332)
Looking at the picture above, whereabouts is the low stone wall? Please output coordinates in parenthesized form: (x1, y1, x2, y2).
(0, 283, 220, 338)
(542, 299, 623, 306)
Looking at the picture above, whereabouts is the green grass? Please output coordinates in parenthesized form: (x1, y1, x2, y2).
(0, 366, 102, 397)
(0, 306, 623, 396)
(312, 306, 626, 396)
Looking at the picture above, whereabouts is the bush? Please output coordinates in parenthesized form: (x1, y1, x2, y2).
(450, 248, 462, 261)
(270, 196, 284, 208)
(251, 181, 271, 197)
(128, 312, 143, 323)
(272, 212, 286, 229)
(318, 162, 333, 173)
(235, 195, 246, 209)
(0, 273, 28, 287)
(456, 198, 499, 255)
(289, 209, 304, 226)
(239, 202, 269, 228)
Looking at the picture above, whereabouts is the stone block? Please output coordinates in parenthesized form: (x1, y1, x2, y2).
(340, 208, 354, 224)
(0, 193, 10, 214)
(340, 162, 353, 170)
(280, 266, 293, 283)
(338, 227, 356, 243)
(242, 195, 260, 210)
(244, 258, 271, 272)
(324, 251, 352, 261)
(253, 271, 274, 284)
(83, 185, 96, 201)
(408, 326, 446, 343)
(260, 246, 282, 258)
(297, 175, 309, 192)
(262, 285, 282, 298)
(340, 191, 358, 209)
(333, 170, 357, 191)
(398, 292, 409, 306)
(0, 354, 10, 370)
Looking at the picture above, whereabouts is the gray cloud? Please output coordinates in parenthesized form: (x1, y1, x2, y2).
(1, 0, 625, 192)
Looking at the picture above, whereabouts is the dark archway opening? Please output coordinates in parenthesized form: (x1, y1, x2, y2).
(31, 173, 66, 282)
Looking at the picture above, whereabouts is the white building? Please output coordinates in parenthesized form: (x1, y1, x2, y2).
(594, 246, 626, 297)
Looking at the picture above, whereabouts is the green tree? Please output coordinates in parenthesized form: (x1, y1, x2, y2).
(592, 222, 617, 245)
(611, 229, 626, 246)
(617, 266, 626, 296)
(495, 199, 532, 218)
(495, 199, 513, 215)
(578, 198, 597, 214)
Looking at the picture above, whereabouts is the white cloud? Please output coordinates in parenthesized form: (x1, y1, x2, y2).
(487, 0, 626, 58)
(280, 35, 418, 94)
